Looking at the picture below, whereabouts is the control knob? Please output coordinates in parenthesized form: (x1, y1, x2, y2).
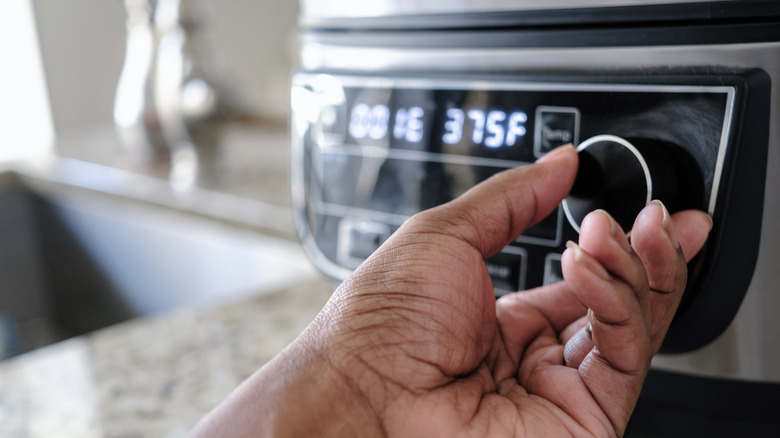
(562, 134, 703, 233)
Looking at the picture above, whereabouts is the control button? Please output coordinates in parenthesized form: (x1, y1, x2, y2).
(337, 219, 392, 269)
(563, 135, 649, 233)
(486, 250, 527, 296)
(534, 106, 580, 158)
(543, 253, 564, 285)
(516, 206, 562, 247)
(562, 135, 702, 233)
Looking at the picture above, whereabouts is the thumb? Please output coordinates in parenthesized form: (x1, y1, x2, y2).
(407, 145, 578, 258)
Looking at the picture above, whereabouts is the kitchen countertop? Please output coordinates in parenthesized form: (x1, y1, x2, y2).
(0, 278, 335, 437)
(0, 123, 339, 436)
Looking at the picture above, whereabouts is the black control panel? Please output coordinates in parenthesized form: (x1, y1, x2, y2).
(291, 71, 769, 352)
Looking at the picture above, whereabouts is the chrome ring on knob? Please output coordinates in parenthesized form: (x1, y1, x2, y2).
(562, 134, 653, 233)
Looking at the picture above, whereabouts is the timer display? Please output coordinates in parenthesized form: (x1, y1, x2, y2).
(348, 104, 426, 143)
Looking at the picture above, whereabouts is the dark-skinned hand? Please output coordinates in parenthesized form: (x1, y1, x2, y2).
(191, 145, 712, 437)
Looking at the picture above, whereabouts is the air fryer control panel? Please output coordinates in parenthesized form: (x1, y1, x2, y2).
(291, 71, 769, 352)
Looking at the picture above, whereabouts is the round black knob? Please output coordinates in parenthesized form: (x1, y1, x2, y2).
(562, 135, 703, 233)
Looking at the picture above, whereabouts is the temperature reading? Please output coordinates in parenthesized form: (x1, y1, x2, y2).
(443, 109, 527, 148)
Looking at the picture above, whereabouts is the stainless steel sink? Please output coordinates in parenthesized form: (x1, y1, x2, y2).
(0, 161, 319, 358)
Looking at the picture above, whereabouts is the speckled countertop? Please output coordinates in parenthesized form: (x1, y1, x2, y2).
(0, 124, 338, 437)
(0, 278, 334, 437)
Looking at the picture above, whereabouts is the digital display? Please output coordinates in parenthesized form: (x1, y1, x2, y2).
(442, 108, 527, 148)
(348, 103, 527, 149)
(334, 86, 539, 163)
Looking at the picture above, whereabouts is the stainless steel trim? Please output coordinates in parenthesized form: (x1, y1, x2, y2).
(307, 73, 735, 95)
(291, 84, 355, 281)
(299, 41, 778, 73)
(300, 0, 729, 20)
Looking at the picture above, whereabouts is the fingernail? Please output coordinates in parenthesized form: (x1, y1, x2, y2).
(566, 240, 611, 281)
(650, 200, 680, 249)
(537, 144, 574, 163)
(587, 308, 611, 327)
(595, 209, 632, 253)
(595, 209, 618, 235)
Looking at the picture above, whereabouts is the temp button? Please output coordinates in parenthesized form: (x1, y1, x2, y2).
(534, 106, 581, 157)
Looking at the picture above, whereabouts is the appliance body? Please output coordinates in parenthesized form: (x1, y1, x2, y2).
(290, 1, 780, 435)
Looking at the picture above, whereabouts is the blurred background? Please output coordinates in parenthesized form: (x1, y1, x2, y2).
(38, 0, 298, 191)
(0, 1, 332, 436)
(38, 0, 296, 138)
(0, 0, 317, 362)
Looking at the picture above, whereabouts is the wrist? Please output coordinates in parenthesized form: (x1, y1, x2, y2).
(269, 340, 385, 436)
(190, 335, 385, 437)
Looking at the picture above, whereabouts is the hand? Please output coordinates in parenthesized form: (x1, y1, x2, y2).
(191, 145, 712, 437)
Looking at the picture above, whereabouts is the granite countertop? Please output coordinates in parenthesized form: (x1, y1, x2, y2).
(0, 123, 338, 436)
(0, 278, 334, 437)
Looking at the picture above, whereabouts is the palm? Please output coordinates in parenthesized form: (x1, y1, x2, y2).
(339, 236, 619, 437)
(411, 316, 610, 437)
(417, 288, 617, 437)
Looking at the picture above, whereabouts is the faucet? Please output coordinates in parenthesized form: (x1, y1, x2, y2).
(114, 0, 236, 188)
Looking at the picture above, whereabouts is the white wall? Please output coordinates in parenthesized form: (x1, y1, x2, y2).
(0, 0, 54, 162)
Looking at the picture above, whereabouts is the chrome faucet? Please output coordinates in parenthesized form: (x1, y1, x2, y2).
(114, 0, 235, 187)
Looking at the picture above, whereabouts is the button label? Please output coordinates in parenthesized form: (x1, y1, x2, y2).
(542, 125, 573, 144)
(534, 106, 581, 158)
